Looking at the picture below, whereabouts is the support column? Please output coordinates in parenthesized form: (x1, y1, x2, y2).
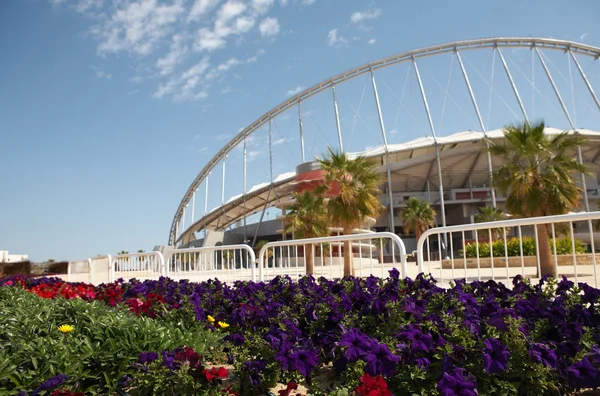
(569, 50, 600, 112)
(455, 50, 497, 208)
(243, 133, 248, 244)
(496, 47, 530, 122)
(269, 116, 274, 183)
(204, 175, 209, 216)
(413, 56, 447, 259)
(298, 99, 306, 162)
(191, 190, 196, 224)
(252, 189, 272, 247)
(221, 159, 226, 206)
(332, 84, 344, 152)
(370, 67, 395, 233)
(535, 47, 590, 212)
(412, 57, 447, 229)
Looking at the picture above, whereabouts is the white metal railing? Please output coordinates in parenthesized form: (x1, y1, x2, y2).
(112, 252, 165, 282)
(257, 232, 407, 282)
(66, 259, 93, 283)
(164, 245, 256, 283)
(416, 211, 600, 288)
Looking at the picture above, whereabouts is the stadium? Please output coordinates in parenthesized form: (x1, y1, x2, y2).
(168, 37, 600, 259)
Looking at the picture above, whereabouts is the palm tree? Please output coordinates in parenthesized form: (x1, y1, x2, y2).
(400, 197, 436, 241)
(316, 148, 384, 277)
(487, 120, 587, 277)
(474, 206, 507, 241)
(284, 190, 330, 275)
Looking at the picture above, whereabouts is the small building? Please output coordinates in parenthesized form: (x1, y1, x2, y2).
(0, 250, 29, 263)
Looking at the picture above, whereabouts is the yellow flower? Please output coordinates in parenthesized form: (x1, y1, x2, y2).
(217, 321, 229, 329)
(58, 324, 74, 333)
(207, 315, 215, 323)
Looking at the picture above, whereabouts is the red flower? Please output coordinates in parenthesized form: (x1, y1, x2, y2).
(355, 373, 393, 396)
(222, 387, 240, 396)
(204, 366, 228, 381)
(278, 381, 299, 396)
(174, 346, 203, 369)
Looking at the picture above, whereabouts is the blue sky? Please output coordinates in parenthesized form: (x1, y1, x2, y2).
(1, 0, 599, 262)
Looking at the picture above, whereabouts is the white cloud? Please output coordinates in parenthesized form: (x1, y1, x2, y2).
(93, 0, 185, 56)
(51, 0, 277, 102)
(252, 0, 274, 14)
(389, 129, 398, 135)
(217, 0, 247, 22)
(235, 16, 255, 33)
(247, 150, 262, 162)
(188, 0, 220, 21)
(259, 17, 280, 38)
(215, 133, 230, 140)
(219, 58, 241, 71)
(286, 85, 304, 96)
(195, 28, 227, 51)
(580, 33, 589, 40)
(204, 50, 263, 81)
(350, 9, 381, 24)
(327, 29, 347, 47)
(156, 34, 188, 75)
(368, 38, 376, 44)
(302, 0, 315, 4)
(90, 65, 112, 79)
(154, 57, 211, 101)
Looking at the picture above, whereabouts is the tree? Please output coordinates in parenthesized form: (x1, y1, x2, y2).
(284, 190, 330, 275)
(474, 206, 507, 241)
(400, 197, 436, 241)
(487, 120, 587, 277)
(316, 148, 384, 277)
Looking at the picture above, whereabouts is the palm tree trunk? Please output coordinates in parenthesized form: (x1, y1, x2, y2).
(306, 243, 315, 275)
(536, 224, 557, 278)
(343, 227, 353, 277)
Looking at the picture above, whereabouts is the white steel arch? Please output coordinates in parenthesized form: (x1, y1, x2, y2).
(170, 37, 600, 245)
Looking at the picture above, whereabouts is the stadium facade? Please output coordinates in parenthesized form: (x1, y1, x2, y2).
(168, 37, 600, 256)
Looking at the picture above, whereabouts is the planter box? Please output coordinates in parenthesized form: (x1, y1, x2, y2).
(441, 254, 597, 269)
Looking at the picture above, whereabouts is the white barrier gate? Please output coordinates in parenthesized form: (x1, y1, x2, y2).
(164, 245, 257, 283)
(112, 252, 165, 282)
(257, 232, 408, 282)
(67, 259, 93, 283)
(416, 211, 600, 288)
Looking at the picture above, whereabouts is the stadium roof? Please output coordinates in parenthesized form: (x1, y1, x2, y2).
(177, 127, 600, 245)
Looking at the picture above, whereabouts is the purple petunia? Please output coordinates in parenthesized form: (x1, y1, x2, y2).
(363, 343, 400, 377)
(139, 351, 159, 364)
(288, 349, 320, 377)
(397, 325, 434, 355)
(243, 359, 267, 386)
(338, 329, 377, 362)
(482, 338, 510, 374)
(161, 349, 180, 371)
(437, 367, 478, 396)
(32, 374, 68, 396)
(529, 343, 557, 369)
(568, 356, 600, 389)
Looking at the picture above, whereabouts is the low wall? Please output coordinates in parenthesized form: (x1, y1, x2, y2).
(441, 254, 597, 269)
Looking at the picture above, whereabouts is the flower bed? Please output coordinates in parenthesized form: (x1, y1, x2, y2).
(1, 271, 600, 395)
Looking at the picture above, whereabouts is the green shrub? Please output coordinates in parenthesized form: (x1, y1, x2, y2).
(0, 286, 222, 394)
(462, 237, 586, 258)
